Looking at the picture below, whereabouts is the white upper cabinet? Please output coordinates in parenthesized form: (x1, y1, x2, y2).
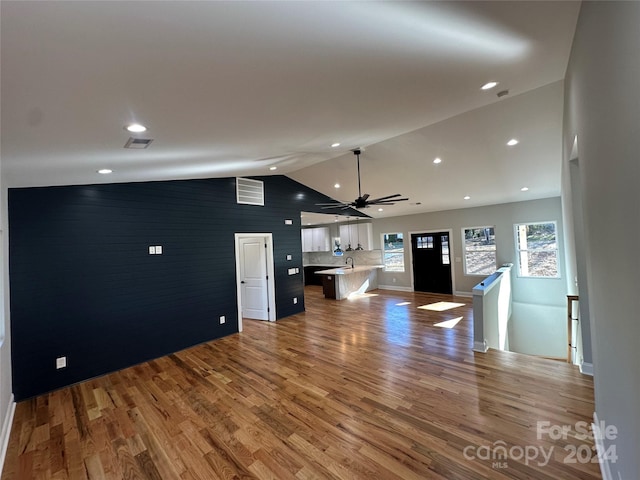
(301, 227, 330, 252)
(339, 222, 372, 250)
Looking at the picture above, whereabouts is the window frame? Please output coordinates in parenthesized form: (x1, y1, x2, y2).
(514, 221, 560, 279)
(462, 225, 497, 276)
(381, 232, 405, 272)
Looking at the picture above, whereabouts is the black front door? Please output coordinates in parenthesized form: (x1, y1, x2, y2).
(411, 232, 452, 294)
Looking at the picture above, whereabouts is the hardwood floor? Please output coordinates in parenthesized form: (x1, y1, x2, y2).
(2, 287, 600, 479)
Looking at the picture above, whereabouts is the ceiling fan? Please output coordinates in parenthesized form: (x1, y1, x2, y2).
(317, 149, 409, 210)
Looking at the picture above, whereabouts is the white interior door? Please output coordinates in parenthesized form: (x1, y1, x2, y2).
(239, 237, 269, 320)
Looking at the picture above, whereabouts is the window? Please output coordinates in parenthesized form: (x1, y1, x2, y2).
(416, 235, 433, 249)
(515, 222, 559, 278)
(463, 227, 496, 275)
(441, 234, 450, 265)
(383, 233, 404, 272)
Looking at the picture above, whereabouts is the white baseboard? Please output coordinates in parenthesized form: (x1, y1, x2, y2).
(378, 285, 413, 292)
(473, 340, 488, 353)
(580, 362, 594, 376)
(0, 395, 15, 478)
(454, 291, 473, 298)
(592, 412, 614, 480)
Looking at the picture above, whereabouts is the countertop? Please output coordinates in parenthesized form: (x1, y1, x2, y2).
(314, 265, 384, 275)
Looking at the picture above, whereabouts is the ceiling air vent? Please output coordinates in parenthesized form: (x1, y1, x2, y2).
(236, 177, 264, 206)
(124, 137, 153, 149)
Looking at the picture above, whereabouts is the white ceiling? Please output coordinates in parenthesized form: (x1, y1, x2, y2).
(1, 1, 580, 219)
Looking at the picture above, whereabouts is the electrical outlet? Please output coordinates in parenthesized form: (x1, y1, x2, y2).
(56, 356, 67, 369)
(220, 315, 226, 324)
(293, 297, 298, 304)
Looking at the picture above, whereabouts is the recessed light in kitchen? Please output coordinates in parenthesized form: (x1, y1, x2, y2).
(378, 208, 383, 212)
(97, 169, 112, 175)
(125, 123, 147, 133)
(433, 157, 442, 164)
(521, 187, 529, 192)
(464, 196, 471, 200)
(507, 138, 519, 146)
(334, 183, 340, 188)
(269, 166, 277, 171)
(481, 81, 498, 90)
(331, 142, 341, 148)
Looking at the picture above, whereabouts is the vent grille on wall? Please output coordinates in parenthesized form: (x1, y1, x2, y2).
(236, 177, 264, 206)
(124, 137, 153, 149)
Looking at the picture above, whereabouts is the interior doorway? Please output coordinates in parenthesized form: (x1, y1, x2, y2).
(410, 231, 453, 294)
(234, 233, 276, 330)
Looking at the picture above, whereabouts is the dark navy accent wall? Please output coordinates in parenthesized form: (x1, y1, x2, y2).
(9, 175, 363, 400)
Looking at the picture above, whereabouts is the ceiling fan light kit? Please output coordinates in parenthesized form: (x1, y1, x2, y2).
(316, 149, 409, 210)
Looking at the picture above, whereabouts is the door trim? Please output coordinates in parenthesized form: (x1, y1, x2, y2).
(234, 233, 276, 331)
(408, 228, 456, 294)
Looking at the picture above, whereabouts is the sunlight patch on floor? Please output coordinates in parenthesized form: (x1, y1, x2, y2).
(347, 292, 379, 300)
(418, 301, 465, 312)
(395, 301, 411, 306)
(434, 317, 463, 329)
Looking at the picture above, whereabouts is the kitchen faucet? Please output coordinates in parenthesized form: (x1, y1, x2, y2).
(345, 257, 354, 269)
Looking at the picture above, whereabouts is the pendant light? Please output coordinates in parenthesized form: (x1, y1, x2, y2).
(355, 218, 364, 250)
(345, 216, 354, 251)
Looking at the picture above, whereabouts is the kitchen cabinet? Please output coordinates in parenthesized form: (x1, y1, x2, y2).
(339, 222, 372, 250)
(301, 227, 330, 252)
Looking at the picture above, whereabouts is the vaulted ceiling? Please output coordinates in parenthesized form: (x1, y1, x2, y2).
(1, 1, 580, 219)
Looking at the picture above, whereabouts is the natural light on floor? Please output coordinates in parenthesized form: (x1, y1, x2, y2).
(433, 317, 463, 329)
(395, 302, 411, 306)
(347, 292, 379, 300)
(418, 301, 466, 311)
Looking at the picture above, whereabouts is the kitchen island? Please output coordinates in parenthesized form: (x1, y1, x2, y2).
(315, 265, 384, 300)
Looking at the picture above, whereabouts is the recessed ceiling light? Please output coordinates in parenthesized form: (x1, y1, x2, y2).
(481, 81, 499, 90)
(378, 208, 383, 212)
(125, 123, 147, 133)
(334, 183, 340, 188)
(269, 166, 277, 171)
(507, 138, 519, 146)
(331, 142, 341, 148)
(97, 169, 113, 175)
(521, 187, 529, 192)
(464, 195, 471, 200)
(433, 157, 442, 164)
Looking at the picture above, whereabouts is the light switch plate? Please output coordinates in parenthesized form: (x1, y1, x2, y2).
(156, 245, 163, 254)
(149, 246, 156, 255)
(286, 254, 292, 261)
(284, 219, 293, 225)
(220, 315, 225, 324)
(56, 356, 67, 369)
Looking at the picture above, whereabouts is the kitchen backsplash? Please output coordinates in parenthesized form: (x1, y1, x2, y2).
(304, 250, 383, 266)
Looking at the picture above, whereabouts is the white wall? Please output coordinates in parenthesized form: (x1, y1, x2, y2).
(0, 154, 15, 472)
(372, 197, 567, 300)
(563, 3, 640, 478)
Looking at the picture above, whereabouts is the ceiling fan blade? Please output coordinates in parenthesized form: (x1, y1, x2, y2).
(370, 198, 410, 205)
(320, 204, 349, 209)
(316, 202, 346, 206)
(367, 193, 402, 203)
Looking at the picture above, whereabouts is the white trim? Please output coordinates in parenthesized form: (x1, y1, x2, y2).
(407, 228, 456, 293)
(0, 395, 15, 477)
(454, 291, 473, 298)
(378, 285, 413, 292)
(234, 233, 277, 330)
(592, 412, 614, 480)
(580, 362, 594, 376)
(473, 340, 488, 353)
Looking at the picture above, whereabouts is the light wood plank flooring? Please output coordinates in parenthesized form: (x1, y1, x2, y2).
(2, 287, 600, 479)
